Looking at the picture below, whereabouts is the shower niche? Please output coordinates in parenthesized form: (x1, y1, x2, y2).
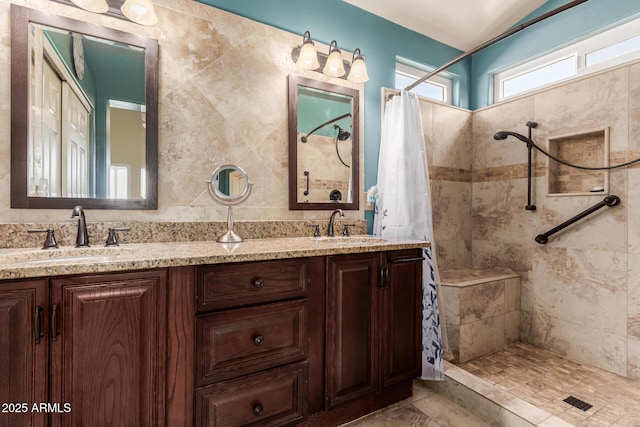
(546, 128, 609, 196)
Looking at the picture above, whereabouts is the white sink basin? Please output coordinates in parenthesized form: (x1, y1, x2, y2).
(0, 247, 135, 265)
(19, 255, 113, 265)
(313, 236, 387, 244)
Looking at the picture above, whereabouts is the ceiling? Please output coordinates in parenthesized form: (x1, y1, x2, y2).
(344, 0, 549, 51)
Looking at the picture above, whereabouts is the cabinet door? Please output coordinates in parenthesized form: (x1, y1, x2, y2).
(0, 279, 47, 427)
(50, 270, 167, 427)
(380, 250, 423, 389)
(325, 253, 380, 409)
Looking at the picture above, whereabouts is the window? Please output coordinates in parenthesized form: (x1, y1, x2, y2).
(109, 165, 128, 199)
(395, 62, 452, 104)
(494, 16, 640, 102)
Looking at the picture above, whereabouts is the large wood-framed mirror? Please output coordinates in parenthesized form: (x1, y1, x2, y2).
(10, 4, 158, 209)
(288, 75, 359, 210)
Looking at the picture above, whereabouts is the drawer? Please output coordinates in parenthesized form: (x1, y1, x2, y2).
(196, 299, 307, 386)
(195, 361, 308, 427)
(196, 258, 309, 312)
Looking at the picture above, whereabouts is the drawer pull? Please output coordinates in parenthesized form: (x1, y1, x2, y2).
(253, 403, 264, 416)
(253, 278, 265, 288)
(253, 334, 265, 346)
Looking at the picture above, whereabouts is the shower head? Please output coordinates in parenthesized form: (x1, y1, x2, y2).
(334, 125, 351, 141)
(493, 131, 534, 146)
(300, 112, 352, 143)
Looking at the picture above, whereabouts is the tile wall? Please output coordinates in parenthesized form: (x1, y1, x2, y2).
(417, 62, 640, 381)
(0, 0, 364, 228)
(5, 0, 640, 383)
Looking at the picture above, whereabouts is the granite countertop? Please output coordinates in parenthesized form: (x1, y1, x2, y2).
(0, 236, 428, 280)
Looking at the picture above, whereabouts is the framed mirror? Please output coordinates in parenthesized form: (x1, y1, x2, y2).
(288, 75, 359, 210)
(10, 5, 158, 209)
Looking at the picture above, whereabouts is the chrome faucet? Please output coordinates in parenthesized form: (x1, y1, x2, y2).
(71, 205, 89, 247)
(327, 208, 344, 237)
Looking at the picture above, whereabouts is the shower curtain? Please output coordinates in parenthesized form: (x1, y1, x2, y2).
(373, 90, 449, 381)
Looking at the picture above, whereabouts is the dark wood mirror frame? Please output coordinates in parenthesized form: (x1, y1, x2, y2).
(288, 75, 360, 210)
(10, 4, 159, 209)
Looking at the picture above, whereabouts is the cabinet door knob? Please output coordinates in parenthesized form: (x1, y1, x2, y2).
(253, 403, 264, 416)
(253, 278, 265, 288)
(253, 335, 265, 346)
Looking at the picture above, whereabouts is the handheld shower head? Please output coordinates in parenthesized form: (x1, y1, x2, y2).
(493, 131, 533, 146)
(334, 125, 351, 141)
(300, 112, 352, 143)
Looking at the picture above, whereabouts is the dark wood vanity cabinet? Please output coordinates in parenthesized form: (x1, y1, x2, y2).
(49, 270, 167, 427)
(323, 249, 423, 418)
(325, 253, 380, 409)
(194, 258, 311, 427)
(1, 247, 423, 427)
(0, 270, 167, 427)
(0, 279, 48, 427)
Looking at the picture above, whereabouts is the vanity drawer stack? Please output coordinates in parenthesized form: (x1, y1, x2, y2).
(194, 258, 310, 427)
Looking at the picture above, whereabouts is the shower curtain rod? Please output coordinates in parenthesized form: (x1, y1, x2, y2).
(404, 0, 590, 92)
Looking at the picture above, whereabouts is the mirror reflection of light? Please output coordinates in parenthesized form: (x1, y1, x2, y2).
(121, 0, 158, 26)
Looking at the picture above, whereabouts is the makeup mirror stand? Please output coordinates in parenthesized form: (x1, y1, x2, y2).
(205, 165, 252, 243)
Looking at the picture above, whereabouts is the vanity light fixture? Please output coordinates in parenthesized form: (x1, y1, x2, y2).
(323, 41, 346, 77)
(295, 31, 320, 71)
(347, 48, 369, 83)
(291, 31, 369, 83)
(121, 0, 158, 26)
(70, 0, 109, 14)
(55, 0, 158, 26)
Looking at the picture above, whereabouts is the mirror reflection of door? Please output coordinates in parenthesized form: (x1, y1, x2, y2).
(31, 59, 62, 196)
(28, 24, 93, 198)
(107, 101, 146, 199)
(61, 82, 90, 197)
(215, 169, 245, 197)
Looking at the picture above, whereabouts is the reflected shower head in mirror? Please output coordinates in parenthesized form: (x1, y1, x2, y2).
(300, 112, 352, 143)
(334, 125, 351, 141)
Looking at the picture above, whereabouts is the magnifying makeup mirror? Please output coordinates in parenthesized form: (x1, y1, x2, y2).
(205, 164, 252, 243)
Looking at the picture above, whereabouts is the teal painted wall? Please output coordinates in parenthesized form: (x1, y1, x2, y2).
(298, 88, 352, 138)
(470, 0, 640, 109)
(195, 0, 640, 230)
(195, 0, 470, 227)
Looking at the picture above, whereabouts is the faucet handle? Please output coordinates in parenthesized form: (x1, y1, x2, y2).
(105, 227, 131, 246)
(342, 224, 356, 237)
(306, 224, 321, 238)
(28, 228, 59, 249)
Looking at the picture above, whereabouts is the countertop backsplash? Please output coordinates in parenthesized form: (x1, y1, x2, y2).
(0, 220, 368, 249)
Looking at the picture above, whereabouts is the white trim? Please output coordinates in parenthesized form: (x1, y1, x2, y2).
(395, 62, 452, 104)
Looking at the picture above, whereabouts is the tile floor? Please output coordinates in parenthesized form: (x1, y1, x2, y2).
(342, 342, 640, 426)
(459, 342, 640, 426)
(341, 381, 491, 427)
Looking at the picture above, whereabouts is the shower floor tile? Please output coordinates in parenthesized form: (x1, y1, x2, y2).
(458, 342, 640, 426)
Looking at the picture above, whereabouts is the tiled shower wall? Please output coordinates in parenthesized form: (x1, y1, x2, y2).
(422, 61, 640, 380)
(0, 0, 364, 224)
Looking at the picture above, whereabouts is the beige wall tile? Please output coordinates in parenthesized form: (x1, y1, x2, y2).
(459, 315, 506, 363)
(459, 281, 505, 324)
(505, 277, 521, 313)
(0, 0, 364, 223)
